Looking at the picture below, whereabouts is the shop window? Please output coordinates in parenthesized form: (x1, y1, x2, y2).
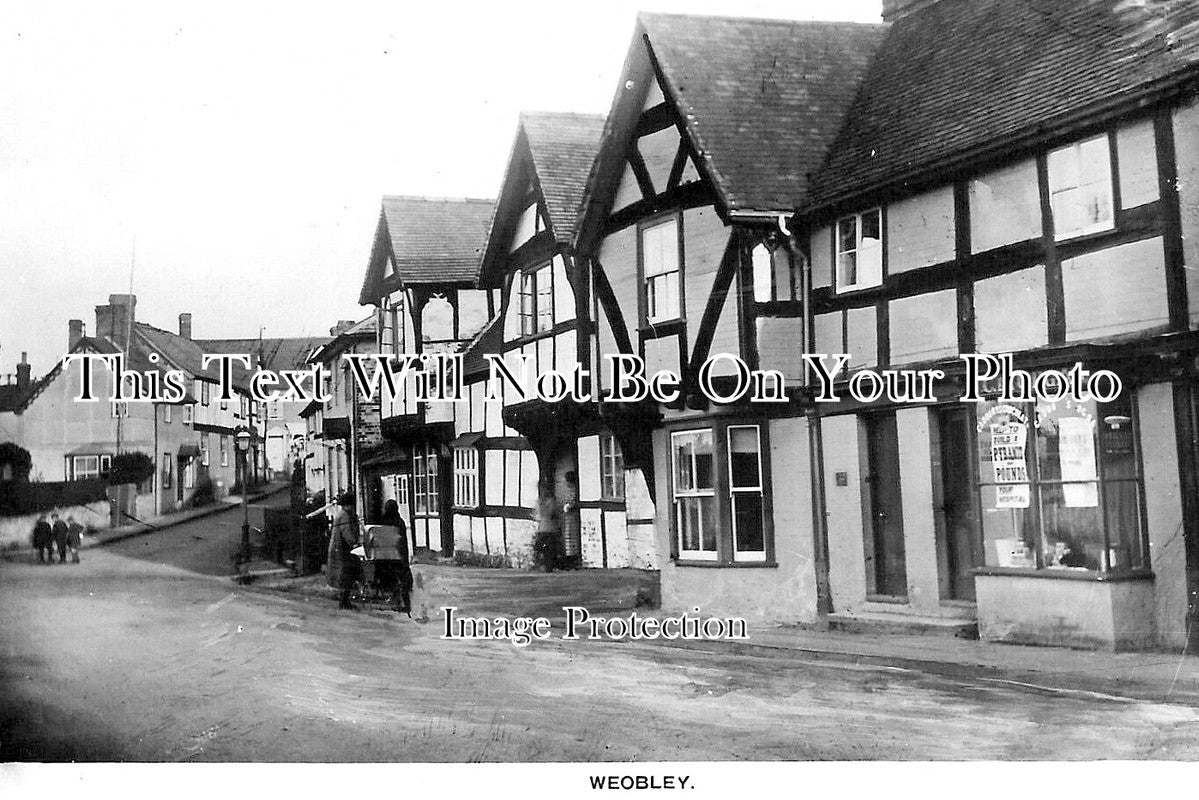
(453, 447, 479, 508)
(1048, 134, 1114, 241)
(642, 216, 681, 323)
(600, 434, 625, 501)
(519, 265, 554, 336)
(414, 445, 440, 515)
(836, 209, 883, 292)
(975, 386, 1146, 573)
(752, 243, 796, 302)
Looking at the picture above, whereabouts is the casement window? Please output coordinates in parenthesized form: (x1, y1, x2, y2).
(183, 404, 193, 425)
(600, 433, 625, 501)
(161, 453, 173, 489)
(69, 454, 110, 481)
(220, 435, 229, 468)
(1048, 134, 1114, 240)
(452, 447, 479, 508)
(201, 433, 210, 467)
(519, 264, 554, 336)
(672, 429, 718, 560)
(201, 381, 210, 407)
(751, 243, 797, 302)
(163, 404, 171, 424)
(642, 216, 681, 323)
(836, 208, 883, 292)
(975, 386, 1146, 573)
(414, 445, 440, 515)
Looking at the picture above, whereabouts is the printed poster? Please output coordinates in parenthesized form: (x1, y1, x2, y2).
(1059, 416, 1099, 507)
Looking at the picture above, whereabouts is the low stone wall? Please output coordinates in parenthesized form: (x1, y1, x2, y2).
(0, 501, 111, 550)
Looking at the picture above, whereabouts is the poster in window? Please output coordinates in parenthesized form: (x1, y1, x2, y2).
(1058, 415, 1099, 507)
(990, 421, 1029, 508)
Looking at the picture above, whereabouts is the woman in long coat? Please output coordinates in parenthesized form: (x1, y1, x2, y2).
(326, 491, 362, 609)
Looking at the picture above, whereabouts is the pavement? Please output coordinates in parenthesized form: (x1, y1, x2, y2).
(5, 502, 1199, 760)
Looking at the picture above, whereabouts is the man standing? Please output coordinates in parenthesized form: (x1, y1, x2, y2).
(325, 491, 362, 610)
(50, 513, 69, 564)
(32, 515, 52, 564)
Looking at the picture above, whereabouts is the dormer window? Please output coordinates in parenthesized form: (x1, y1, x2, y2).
(1048, 134, 1114, 241)
(642, 215, 682, 323)
(836, 209, 883, 292)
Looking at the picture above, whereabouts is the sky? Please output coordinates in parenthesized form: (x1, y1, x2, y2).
(0, 0, 882, 379)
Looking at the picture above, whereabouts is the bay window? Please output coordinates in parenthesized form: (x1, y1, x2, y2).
(642, 215, 681, 323)
(836, 209, 883, 292)
(976, 386, 1146, 573)
(1048, 134, 1114, 241)
(671, 423, 772, 564)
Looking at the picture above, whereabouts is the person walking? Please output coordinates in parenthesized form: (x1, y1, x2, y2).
(325, 491, 362, 610)
(32, 515, 52, 564)
(64, 515, 83, 564)
(378, 499, 413, 615)
(50, 513, 69, 564)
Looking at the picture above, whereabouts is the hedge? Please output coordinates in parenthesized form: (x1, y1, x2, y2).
(0, 479, 110, 515)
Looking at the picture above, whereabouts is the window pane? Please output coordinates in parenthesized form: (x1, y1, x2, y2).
(837, 217, 856, 254)
(728, 426, 761, 489)
(1039, 484, 1104, 570)
(752, 244, 773, 302)
(733, 493, 764, 553)
(860, 209, 881, 243)
(693, 432, 714, 490)
(1105, 480, 1144, 570)
(772, 248, 794, 301)
(678, 495, 716, 553)
(643, 219, 678, 278)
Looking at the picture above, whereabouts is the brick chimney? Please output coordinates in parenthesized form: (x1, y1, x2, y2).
(179, 312, 193, 339)
(95, 294, 137, 348)
(68, 319, 85, 350)
(882, 0, 940, 21)
(330, 320, 356, 336)
(16, 352, 30, 391)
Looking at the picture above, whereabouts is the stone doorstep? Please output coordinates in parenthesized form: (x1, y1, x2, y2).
(826, 610, 980, 638)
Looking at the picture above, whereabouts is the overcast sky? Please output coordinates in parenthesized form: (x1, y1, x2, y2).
(0, 0, 881, 377)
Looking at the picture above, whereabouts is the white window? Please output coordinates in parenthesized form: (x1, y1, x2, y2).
(110, 401, 128, 418)
(643, 216, 681, 322)
(163, 404, 171, 423)
(672, 429, 717, 560)
(414, 445, 439, 514)
(201, 381, 210, 407)
(727, 425, 766, 561)
(519, 265, 554, 336)
(1048, 134, 1114, 240)
(453, 447, 479, 508)
(220, 435, 228, 467)
(752, 243, 796, 302)
(184, 458, 195, 489)
(71, 455, 102, 480)
(836, 209, 883, 292)
(600, 434, 625, 500)
(183, 404, 193, 425)
(201, 434, 210, 467)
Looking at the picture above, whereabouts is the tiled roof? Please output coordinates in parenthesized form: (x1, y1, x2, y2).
(196, 336, 329, 373)
(521, 111, 605, 241)
(805, 0, 1199, 209)
(359, 196, 495, 304)
(639, 12, 887, 214)
(0, 383, 28, 413)
(460, 315, 503, 378)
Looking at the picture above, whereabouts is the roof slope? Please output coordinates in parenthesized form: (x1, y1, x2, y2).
(521, 111, 605, 241)
(639, 12, 887, 214)
(806, 0, 1199, 209)
(196, 336, 328, 373)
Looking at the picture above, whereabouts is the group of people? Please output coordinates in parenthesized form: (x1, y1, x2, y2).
(310, 490, 413, 614)
(31, 513, 83, 564)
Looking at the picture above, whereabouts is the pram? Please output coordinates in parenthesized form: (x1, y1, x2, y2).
(352, 524, 413, 614)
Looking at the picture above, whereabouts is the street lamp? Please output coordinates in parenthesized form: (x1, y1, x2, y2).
(236, 427, 252, 566)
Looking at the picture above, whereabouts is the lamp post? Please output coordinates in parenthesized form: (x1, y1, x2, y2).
(236, 427, 252, 565)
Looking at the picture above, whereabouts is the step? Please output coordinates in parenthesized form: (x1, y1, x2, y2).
(827, 611, 979, 639)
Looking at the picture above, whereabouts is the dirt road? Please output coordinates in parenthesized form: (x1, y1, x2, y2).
(3, 505, 1199, 761)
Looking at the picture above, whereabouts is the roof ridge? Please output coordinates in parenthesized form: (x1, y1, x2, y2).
(520, 110, 605, 121)
(381, 194, 495, 205)
(637, 11, 886, 29)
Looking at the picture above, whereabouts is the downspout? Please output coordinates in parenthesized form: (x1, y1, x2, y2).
(780, 213, 833, 618)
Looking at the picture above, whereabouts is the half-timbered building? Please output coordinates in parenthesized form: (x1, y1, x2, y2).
(358, 196, 496, 555)
(574, 13, 886, 617)
(789, 0, 1199, 649)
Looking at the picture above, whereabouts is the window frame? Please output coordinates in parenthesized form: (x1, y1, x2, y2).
(518, 263, 555, 338)
(163, 404, 171, 424)
(835, 208, 884, 293)
(639, 212, 683, 325)
(161, 453, 172, 489)
(413, 444, 440, 515)
(452, 446, 480, 508)
(1047, 133, 1116, 242)
(671, 428, 719, 561)
(751, 241, 797, 303)
(727, 425, 767, 562)
(183, 404, 193, 425)
(599, 433, 625, 501)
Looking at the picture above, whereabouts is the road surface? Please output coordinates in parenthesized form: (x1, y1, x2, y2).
(3, 504, 1199, 761)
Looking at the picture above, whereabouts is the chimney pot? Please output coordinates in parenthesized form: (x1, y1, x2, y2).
(16, 352, 30, 390)
(179, 312, 193, 339)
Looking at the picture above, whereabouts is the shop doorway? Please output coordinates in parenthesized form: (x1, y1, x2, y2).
(935, 406, 983, 601)
(863, 411, 907, 599)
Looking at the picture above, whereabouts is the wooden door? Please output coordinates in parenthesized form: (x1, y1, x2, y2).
(936, 407, 982, 601)
(864, 412, 907, 598)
